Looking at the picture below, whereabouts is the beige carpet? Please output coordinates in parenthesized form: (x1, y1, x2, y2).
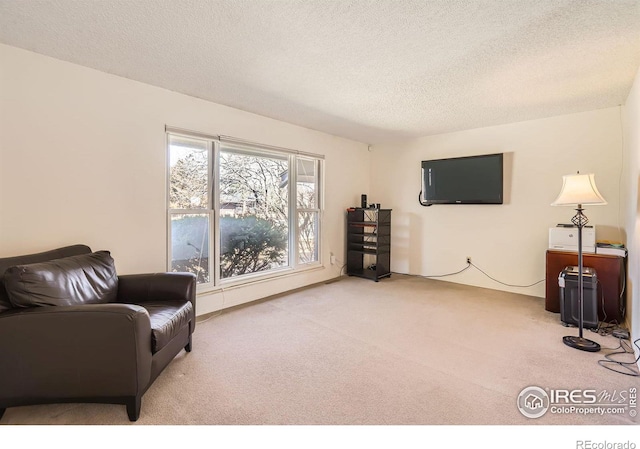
(2, 274, 639, 425)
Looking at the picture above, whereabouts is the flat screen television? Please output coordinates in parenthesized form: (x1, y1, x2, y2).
(421, 153, 503, 204)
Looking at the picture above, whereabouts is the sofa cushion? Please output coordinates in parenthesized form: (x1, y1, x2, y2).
(137, 300, 193, 353)
(3, 251, 118, 307)
(0, 244, 92, 312)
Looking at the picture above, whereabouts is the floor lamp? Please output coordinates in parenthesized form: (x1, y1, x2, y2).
(551, 172, 607, 352)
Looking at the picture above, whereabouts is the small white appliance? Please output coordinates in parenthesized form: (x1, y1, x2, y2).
(549, 226, 595, 253)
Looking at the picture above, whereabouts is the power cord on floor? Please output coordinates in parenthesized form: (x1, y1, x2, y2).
(588, 280, 624, 338)
(468, 261, 545, 288)
(330, 256, 347, 276)
(408, 260, 544, 288)
(598, 337, 640, 377)
(416, 262, 472, 278)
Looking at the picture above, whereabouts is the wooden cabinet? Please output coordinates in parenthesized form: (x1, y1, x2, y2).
(545, 250, 626, 323)
(346, 208, 391, 281)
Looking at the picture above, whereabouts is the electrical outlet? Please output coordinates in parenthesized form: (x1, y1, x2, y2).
(466, 257, 471, 264)
(330, 253, 336, 265)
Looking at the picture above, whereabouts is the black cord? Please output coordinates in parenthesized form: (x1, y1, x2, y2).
(403, 260, 544, 287)
(418, 191, 433, 207)
(333, 259, 348, 277)
(588, 279, 627, 337)
(469, 261, 545, 288)
(598, 337, 640, 377)
(590, 280, 610, 335)
(620, 256, 627, 318)
(415, 262, 472, 278)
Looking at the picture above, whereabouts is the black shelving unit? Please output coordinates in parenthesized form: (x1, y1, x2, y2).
(346, 208, 391, 281)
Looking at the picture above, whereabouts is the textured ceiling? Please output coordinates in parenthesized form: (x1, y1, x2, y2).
(1, 0, 639, 144)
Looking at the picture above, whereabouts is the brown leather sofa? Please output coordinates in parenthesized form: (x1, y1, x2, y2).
(0, 244, 196, 422)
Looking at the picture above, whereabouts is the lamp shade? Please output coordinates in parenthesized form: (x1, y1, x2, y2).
(551, 173, 607, 206)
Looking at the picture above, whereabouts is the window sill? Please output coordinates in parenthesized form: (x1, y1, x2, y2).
(195, 263, 326, 296)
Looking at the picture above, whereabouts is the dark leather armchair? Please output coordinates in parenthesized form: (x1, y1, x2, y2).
(0, 245, 196, 421)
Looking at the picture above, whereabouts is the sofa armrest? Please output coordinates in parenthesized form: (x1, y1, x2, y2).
(117, 272, 196, 315)
(0, 304, 152, 404)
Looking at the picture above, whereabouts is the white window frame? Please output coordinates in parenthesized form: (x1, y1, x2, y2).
(294, 156, 321, 267)
(166, 133, 214, 287)
(166, 127, 324, 290)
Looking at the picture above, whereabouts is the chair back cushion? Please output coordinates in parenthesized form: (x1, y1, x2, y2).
(0, 244, 92, 311)
(3, 250, 118, 307)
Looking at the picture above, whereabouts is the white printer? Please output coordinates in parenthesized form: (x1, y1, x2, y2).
(549, 225, 596, 253)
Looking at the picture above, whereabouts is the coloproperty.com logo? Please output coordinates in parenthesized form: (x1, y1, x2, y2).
(517, 385, 637, 419)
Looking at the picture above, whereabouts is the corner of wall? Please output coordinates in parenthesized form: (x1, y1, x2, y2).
(621, 63, 640, 363)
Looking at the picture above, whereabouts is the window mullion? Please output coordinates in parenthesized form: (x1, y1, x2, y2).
(289, 153, 297, 268)
(315, 160, 321, 211)
(317, 160, 323, 265)
(212, 139, 221, 286)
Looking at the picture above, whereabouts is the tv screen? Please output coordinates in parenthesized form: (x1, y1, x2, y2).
(421, 153, 503, 204)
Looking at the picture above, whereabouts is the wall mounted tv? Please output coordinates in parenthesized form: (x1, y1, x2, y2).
(421, 153, 503, 205)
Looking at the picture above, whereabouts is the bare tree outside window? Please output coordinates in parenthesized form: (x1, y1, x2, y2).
(168, 136, 210, 283)
(219, 150, 289, 278)
(296, 158, 319, 264)
(168, 133, 322, 284)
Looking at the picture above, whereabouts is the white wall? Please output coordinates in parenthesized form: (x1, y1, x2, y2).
(370, 108, 624, 299)
(622, 64, 640, 342)
(0, 44, 370, 315)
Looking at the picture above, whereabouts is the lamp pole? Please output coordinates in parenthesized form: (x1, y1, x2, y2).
(577, 205, 584, 341)
(562, 204, 600, 352)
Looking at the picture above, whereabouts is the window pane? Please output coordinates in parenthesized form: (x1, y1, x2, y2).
(298, 211, 318, 264)
(169, 136, 209, 209)
(170, 213, 210, 284)
(219, 150, 289, 278)
(297, 159, 317, 209)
